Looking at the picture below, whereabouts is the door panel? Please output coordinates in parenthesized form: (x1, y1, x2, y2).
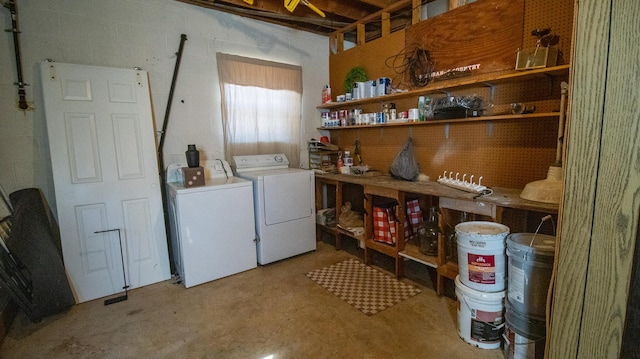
(41, 62, 170, 303)
(65, 113, 102, 183)
(112, 114, 145, 179)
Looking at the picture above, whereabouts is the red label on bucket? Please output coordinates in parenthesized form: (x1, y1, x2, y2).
(468, 253, 496, 284)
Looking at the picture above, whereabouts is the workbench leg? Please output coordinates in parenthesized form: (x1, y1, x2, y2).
(396, 256, 405, 279)
(364, 245, 372, 265)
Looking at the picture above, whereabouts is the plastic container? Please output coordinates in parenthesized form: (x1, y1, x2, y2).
(456, 221, 510, 292)
(506, 233, 556, 320)
(455, 275, 505, 349)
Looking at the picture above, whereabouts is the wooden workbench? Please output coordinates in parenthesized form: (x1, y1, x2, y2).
(314, 172, 558, 295)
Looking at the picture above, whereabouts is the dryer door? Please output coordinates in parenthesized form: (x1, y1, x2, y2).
(263, 171, 313, 225)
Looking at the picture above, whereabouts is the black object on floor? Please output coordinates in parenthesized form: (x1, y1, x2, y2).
(2, 188, 75, 322)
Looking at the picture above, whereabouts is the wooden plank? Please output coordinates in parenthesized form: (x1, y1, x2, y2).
(381, 12, 390, 37)
(568, 0, 639, 358)
(548, 0, 614, 357)
(329, 31, 406, 96)
(412, 0, 421, 25)
(405, 0, 524, 77)
(439, 197, 496, 218)
(357, 23, 366, 46)
(329, 0, 413, 35)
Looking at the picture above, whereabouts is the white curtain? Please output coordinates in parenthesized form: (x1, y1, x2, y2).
(217, 53, 302, 167)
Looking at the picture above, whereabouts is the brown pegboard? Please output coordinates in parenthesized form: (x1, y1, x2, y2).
(523, 0, 575, 65)
(326, 0, 574, 191)
(330, 116, 558, 189)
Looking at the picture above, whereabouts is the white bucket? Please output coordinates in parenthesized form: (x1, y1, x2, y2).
(455, 275, 505, 350)
(456, 221, 510, 292)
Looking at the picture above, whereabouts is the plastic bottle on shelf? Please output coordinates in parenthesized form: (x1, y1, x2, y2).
(322, 84, 331, 104)
(343, 150, 353, 167)
(418, 96, 426, 121)
(382, 103, 390, 123)
(390, 103, 397, 121)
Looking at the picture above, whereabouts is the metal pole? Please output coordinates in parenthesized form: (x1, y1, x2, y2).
(3, 0, 29, 110)
(157, 34, 187, 274)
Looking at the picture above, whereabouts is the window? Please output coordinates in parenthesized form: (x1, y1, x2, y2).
(217, 54, 302, 167)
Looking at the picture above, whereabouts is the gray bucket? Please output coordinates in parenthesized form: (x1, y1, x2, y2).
(506, 233, 556, 321)
(504, 300, 546, 359)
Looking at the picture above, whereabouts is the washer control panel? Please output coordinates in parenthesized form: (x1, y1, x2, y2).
(233, 154, 290, 172)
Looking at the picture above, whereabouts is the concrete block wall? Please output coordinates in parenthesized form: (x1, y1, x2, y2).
(0, 0, 328, 215)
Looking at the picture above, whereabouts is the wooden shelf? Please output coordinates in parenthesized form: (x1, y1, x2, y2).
(317, 112, 560, 131)
(317, 64, 570, 111)
(365, 238, 401, 258)
(399, 243, 438, 269)
(336, 226, 364, 242)
(437, 261, 459, 281)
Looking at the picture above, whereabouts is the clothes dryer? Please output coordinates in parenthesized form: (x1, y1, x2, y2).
(233, 154, 316, 265)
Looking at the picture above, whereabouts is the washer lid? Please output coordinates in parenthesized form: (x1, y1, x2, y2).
(167, 176, 251, 194)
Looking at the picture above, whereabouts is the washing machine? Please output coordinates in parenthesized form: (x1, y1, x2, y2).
(233, 154, 316, 265)
(166, 160, 256, 288)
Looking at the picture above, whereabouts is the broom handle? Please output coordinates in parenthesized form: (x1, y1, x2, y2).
(556, 81, 569, 165)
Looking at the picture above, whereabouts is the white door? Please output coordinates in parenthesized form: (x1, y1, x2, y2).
(41, 62, 170, 303)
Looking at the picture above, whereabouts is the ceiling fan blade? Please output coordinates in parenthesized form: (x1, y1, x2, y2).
(284, 0, 300, 13)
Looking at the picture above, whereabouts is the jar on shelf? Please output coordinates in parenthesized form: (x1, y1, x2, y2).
(417, 206, 439, 256)
(446, 211, 470, 263)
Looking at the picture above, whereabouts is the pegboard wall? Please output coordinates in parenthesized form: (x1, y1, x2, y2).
(323, 0, 574, 190)
(331, 116, 559, 189)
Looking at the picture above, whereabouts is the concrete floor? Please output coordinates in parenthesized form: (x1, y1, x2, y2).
(0, 239, 503, 358)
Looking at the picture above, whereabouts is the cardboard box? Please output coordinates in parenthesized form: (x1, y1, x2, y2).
(182, 167, 205, 187)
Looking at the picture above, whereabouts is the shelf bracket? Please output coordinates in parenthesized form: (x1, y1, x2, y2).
(487, 121, 494, 137)
(445, 123, 450, 139)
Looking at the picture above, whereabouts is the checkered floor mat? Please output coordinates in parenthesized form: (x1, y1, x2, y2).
(306, 258, 421, 315)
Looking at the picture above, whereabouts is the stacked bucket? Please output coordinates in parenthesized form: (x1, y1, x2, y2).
(454, 221, 510, 350)
(504, 233, 556, 359)
(453, 221, 557, 358)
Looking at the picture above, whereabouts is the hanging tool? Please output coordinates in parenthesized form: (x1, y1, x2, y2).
(284, 0, 326, 18)
(95, 228, 129, 305)
(3, 0, 29, 110)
